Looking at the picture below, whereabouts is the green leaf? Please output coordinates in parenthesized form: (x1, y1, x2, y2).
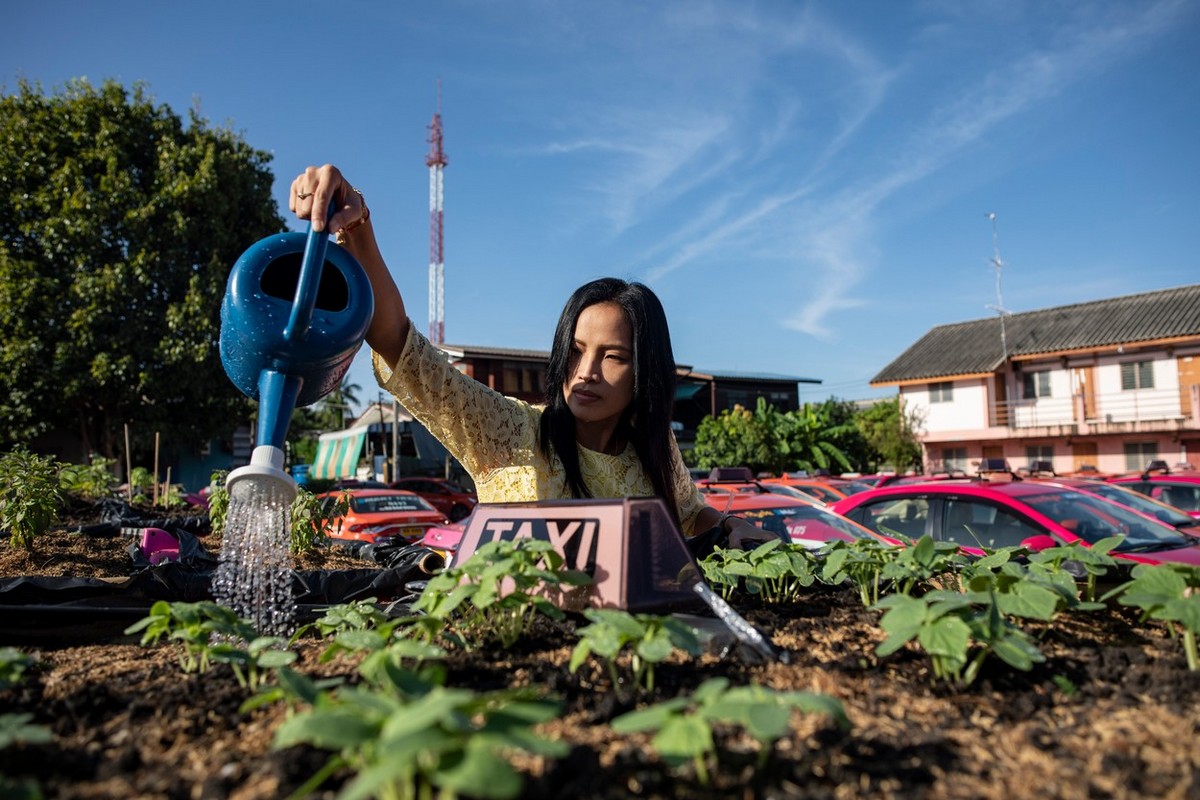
(996, 582, 1060, 621)
(611, 699, 689, 734)
(991, 633, 1045, 671)
(652, 715, 713, 765)
(273, 708, 378, 750)
(434, 742, 524, 799)
(918, 616, 972, 660)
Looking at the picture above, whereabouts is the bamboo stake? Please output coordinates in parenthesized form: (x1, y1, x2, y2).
(153, 431, 160, 505)
(164, 467, 171, 508)
(124, 424, 133, 503)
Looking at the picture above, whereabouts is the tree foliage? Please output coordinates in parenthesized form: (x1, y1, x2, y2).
(691, 398, 853, 476)
(0, 78, 285, 458)
(855, 396, 923, 473)
(689, 395, 920, 476)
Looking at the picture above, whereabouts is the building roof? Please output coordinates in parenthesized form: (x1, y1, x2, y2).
(439, 343, 549, 362)
(872, 283, 1200, 385)
(439, 343, 817, 385)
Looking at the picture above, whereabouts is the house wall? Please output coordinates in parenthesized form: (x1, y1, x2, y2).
(912, 379, 989, 432)
(905, 345, 1200, 476)
(1094, 354, 1182, 423)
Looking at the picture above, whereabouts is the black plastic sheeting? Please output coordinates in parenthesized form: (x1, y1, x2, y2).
(1, 508, 441, 645)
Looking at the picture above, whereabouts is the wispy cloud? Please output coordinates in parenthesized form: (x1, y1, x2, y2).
(646, 0, 1189, 338)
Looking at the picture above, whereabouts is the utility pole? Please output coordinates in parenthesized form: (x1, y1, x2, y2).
(427, 81, 448, 344)
(986, 212, 1013, 425)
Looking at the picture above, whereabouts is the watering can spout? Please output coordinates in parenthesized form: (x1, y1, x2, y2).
(256, 370, 304, 451)
(226, 445, 297, 503)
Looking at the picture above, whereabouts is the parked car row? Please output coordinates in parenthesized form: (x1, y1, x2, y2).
(313, 476, 478, 548)
(314, 460, 1200, 580)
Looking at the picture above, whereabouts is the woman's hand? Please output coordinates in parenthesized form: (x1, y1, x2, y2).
(727, 517, 785, 549)
(288, 163, 409, 366)
(290, 164, 367, 237)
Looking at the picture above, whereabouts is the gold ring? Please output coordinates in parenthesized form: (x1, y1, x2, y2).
(297, 190, 313, 200)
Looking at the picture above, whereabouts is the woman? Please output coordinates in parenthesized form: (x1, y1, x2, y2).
(292, 164, 770, 547)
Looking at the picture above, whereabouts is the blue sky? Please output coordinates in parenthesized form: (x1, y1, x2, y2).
(6, 0, 1199, 414)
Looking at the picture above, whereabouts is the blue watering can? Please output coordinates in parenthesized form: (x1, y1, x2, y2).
(219, 207, 374, 499)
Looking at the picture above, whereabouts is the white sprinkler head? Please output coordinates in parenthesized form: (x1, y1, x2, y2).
(225, 445, 298, 503)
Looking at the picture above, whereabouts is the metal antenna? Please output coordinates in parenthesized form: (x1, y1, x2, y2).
(986, 212, 1010, 364)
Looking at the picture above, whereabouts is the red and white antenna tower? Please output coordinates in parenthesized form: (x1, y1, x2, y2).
(426, 82, 448, 344)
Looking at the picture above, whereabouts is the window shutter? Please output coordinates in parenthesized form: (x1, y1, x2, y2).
(1121, 362, 1135, 390)
(1138, 361, 1154, 389)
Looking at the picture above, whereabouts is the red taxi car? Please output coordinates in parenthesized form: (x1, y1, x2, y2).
(389, 477, 478, 522)
(317, 489, 448, 546)
(700, 486, 890, 550)
(830, 481, 1200, 568)
(1108, 463, 1200, 519)
(1030, 477, 1200, 536)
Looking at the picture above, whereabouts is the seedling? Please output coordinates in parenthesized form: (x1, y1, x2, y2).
(1027, 536, 1122, 602)
(207, 470, 230, 535)
(290, 487, 348, 553)
(274, 665, 567, 800)
(879, 534, 969, 595)
(820, 538, 907, 606)
(699, 540, 819, 603)
(414, 538, 592, 649)
(569, 608, 701, 693)
(1103, 563, 1200, 670)
(965, 551, 1100, 619)
(125, 600, 296, 687)
(0, 647, 36, 691)
(57, 454, 119, 501)
(0, 446, 63, 551)
(874, 589, 1045, 685)
(0, 648, 51, 798)
(611, 677, 848, 786)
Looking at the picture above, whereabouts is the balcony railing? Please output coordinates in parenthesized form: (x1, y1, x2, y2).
(988, 387, 1196, 430)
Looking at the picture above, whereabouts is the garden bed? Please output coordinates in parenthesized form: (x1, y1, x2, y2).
(1, 527, 1198, 799)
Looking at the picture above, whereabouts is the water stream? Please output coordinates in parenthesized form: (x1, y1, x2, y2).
(211, 478, 296, 637)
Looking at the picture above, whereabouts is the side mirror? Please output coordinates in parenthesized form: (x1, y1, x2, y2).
(1020, 534, 1058, 552)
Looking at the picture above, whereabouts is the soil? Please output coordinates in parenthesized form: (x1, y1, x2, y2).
(1, 507, 1199, 800)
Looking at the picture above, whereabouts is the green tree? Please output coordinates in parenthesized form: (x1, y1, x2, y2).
(814, 397, 871, 471)
(855, 396, 923, 473)
(0, 78, 285, 459)
(691, 401, 777, 474)
(691, 398, 853, 476)
(778, 401, 854, 475)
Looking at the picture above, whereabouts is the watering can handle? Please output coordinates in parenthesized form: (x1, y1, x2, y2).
(283, 201, 336, 343)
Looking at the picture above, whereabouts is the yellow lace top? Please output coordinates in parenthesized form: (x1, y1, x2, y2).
(372, 322, 706, 535)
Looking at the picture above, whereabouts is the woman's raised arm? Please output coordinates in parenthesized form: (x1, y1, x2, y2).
(290, 164, 409, 368)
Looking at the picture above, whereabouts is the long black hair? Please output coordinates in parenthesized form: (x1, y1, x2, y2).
(538, 278, 682, 525)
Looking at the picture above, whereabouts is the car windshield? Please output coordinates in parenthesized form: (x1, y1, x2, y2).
(740, 505, 874, 541)
(352, 495, 435, 513)
(1082, 483, 1196, 528)
(761, 484, 822, 503)
(1019, 490, 1193, 551)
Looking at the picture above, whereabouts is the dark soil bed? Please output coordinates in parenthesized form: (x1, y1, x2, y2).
(2, 520, 1199, 799)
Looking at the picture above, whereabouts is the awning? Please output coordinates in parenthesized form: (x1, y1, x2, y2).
(311, 428, 367, 479)
(674, 383, 706, 400)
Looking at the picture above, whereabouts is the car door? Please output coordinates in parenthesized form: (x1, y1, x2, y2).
(842, 494, 932, 541)
(935, 496, 1047, 552)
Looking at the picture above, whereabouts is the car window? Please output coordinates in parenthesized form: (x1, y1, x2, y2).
(1156, 485, 1200, 512)
(1020, 490, 1192, 551)
(940, 498, 1042, 550)
(852, 497, 929, 540)
(738, 506, 867, 542)
(1087, 484, 1194, 526)
(352, 495, 436, 513)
